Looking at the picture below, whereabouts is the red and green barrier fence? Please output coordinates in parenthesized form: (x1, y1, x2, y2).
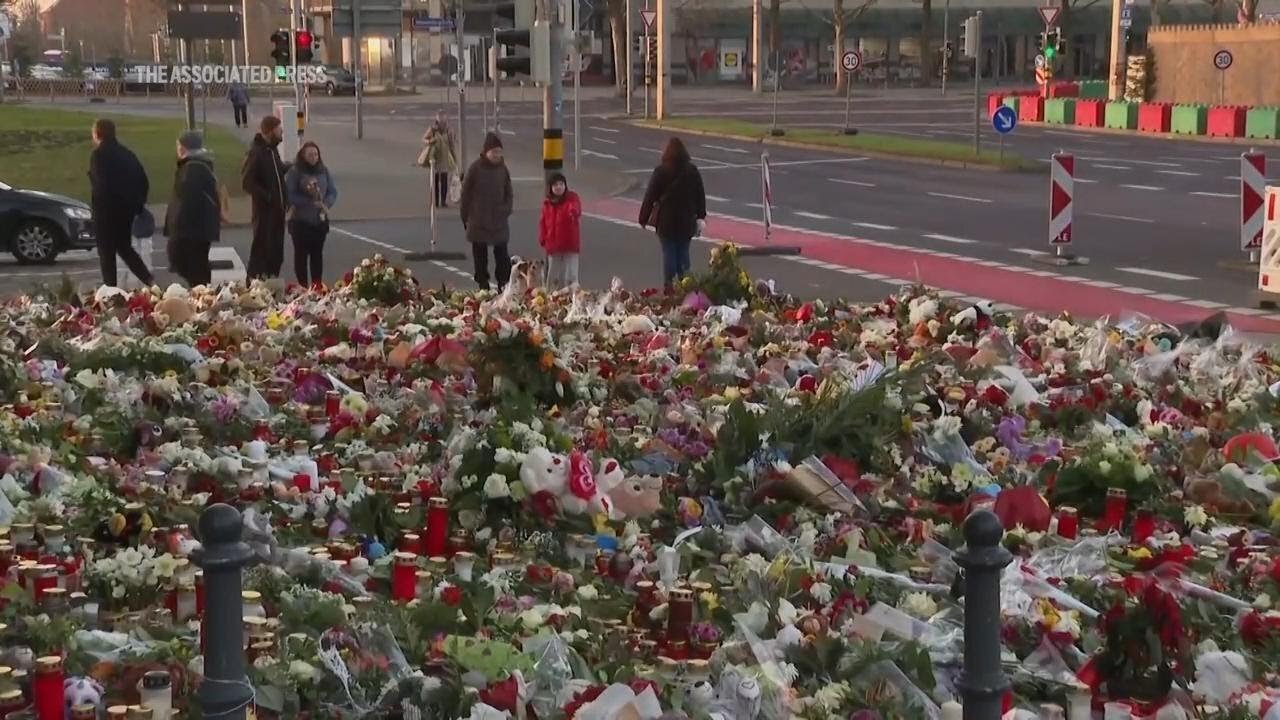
(986, 81, 1279, 140)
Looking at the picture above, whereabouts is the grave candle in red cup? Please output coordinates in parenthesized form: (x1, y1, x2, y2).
(33, 655, 63, 720)
(424, 498, 449, 557)
(1101, 488, 1128, 532)
(293, 473, 312, 493)
(666, 588, 694, 643)
(391, 552, 418, 602)
(1056, 507, 1079, 540)
(1132, 509, 1156, 544)
(400, 533, 422, 555)
(195, 570, 205, 615)
(325, 390, 342, 418)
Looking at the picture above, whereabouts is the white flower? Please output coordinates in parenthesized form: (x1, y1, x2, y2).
(1184, 504, 1210, 528)
(932, 415, 962, 438)
(898, 591, 938, 620)
(340, 392, 368, 416)
(777, 598, 800, 626)
(483, 473, 511, 499)
(1255, 593, 1272, 610)
(289, 660, 320, 683)
(740, 553, 770, 577)
(575, 585, 599, 601)
(814, 682, 850, 710)
(809, 582, 834, 605)
(494, 447, 516, 466)
(777, 661, 800, 684)
(907, 297, 938, 326)
(1133, 464, 1153, 482)
(1097, 460, 1112, 475)
(518, 608, 546, 631)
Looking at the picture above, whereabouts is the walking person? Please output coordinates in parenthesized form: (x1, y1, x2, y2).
(420, 110, 456, 208)
(538, 172, 582, 291)
(285, 142, 338, 289)
(241, 115, 288, 281)
(88, 118, 154, 287)
(228, 80, 249, 128)
(638, 137, 706, 291)
(163, 130, 221, 287)
(459, 132, 514, 292)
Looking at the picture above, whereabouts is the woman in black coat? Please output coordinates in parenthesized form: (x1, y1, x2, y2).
(638, 137, 706, 291)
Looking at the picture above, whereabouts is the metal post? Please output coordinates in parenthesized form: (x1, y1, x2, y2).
(194, 504, 254, 720)
(481, 38, 488, 130)
(201, 84, 208, 133)
(455, 0, 467, 167)
(769, 51, 783, 135)
(643, 14, 650, 119)
(493, 30, 502, 134)
(625, 0, 633, 115)
(751, 0, 762, 93)
(410, 20, 417, 94)
(0, 38, 8, 104)
(179, 1, 196, 129)
(241, 0, 251, 67)
(955, 510, 1012, 720)
(574, 37, 581, 170)
(841, 69, 853, 134)
(972, 12, 981, 157)
(655, 0, 667, 120)
(429, 158, 439, 248)
(544, 0, 564, 180)
(354, 0, 364, 139)
(941, 0, 950, 96)
(291, 0, 301, 108)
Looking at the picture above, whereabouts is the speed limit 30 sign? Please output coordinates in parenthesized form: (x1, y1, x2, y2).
(841, 50, 863, 73)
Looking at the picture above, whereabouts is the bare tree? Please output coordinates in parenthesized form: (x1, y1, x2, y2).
(1238, 0, 1258, 22)
(795, 0, 877, 93)
(920, 0, 932, 83)
(607, 0, 627, 96)
(1055, 0, 1102, 79)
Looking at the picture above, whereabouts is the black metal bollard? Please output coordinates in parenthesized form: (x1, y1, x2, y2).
(193, 503, 255, 720)
(955, 509, 1013, 720)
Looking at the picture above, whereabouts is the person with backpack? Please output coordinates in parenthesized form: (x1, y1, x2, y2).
(537, 172, 582, 290)
(285, 141, 338, 288)
(638, 136, 706, 291)
(88, 118, 154, 287)
(241, 115, 288, 281)
(163, 130, 221, 287)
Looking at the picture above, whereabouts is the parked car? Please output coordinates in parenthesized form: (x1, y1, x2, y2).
(0, 180, 96, 264)
(311, 65, 362, 96)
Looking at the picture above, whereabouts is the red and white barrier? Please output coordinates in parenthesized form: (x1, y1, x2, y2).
(1049, 153, 1074, 250)
(1257, 188, 1280, 292)
(1242, 151, 1266, 254)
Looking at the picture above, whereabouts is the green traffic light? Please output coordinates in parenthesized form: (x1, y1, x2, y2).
(1044, 45, 1057, 60)
(276, 65, 287, 80)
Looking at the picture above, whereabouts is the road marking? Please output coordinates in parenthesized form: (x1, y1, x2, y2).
(1081, 157, 1182, 167)
(922, 233, 978, 245)
(832, 179, 877, 188)
(854, 221, 898, 231)
(1117, 267, 1198, 281)
(1186, 299, 1230, 309)
(1079, 279, 1121, 288)
(794, 211, 833, 220)
(589, 125, 619, 133)
(927, 192, 992, 203)
(745, 202, 765, 209)
(701, 143, 750, 154)
(1120, 287, 1156, 295)
(1150, 292, 1188, 302)
(209, 246, 243, 285)
(706, 195, 731, 202)
(1230, 307, 1270, 315)
(332, 226, 412, 254)
(1161, 155, 1226, 163)
(1084, 211, 1154, 224)
(1119, 184, 1163, 191)
(1009, 248, 1047, 256)
(1191, 191, 1236, 198)
(1074, 178, 1099, 183)
(1094, 164, 1132, 170)
(582, 149, 619, 160)
(1157, 170, 1200, 177)
(593, 137, 618, 144)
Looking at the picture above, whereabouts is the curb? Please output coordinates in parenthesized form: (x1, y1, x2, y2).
(623, 120, 1038, 173)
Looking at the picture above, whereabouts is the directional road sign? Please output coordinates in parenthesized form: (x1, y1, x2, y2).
(992, 105, 1018, 135)
(640, 9, 656, 30)
(1214, 49, 1233, 70)
(841, 50, 862, 73)
(1038, 6, 1060, 26)
(1034, 54, 1046, 69)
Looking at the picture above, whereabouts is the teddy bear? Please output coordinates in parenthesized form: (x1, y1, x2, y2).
(561, 451, 613, 516)
(520, 448, 620, 517)
(64, 676, 105, 718)
(519, 447, 571, 499)
(606, 475, 663, 520)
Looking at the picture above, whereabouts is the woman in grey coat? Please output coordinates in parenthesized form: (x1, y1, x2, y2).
(459, 132, 514, 291)
(285, 141, 338, 288)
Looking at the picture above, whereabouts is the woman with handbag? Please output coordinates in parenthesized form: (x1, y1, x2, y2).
(638, 137, 707, 291)
(421, 111, 457, 208)
(285, 142, 338, 289)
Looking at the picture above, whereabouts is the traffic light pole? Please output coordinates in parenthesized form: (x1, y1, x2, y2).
(624, 0, 633, 115)
(972, 11, 982, 156)
(354, 0, 364, 139)
(456, 0, 467, 169)
(941, 0, 950, 96)
(178, 1, 195, 129)
(291, 0, 304, 139)
(543, 0, 564, 180)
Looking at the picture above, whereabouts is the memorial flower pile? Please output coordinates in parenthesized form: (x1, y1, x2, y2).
(1, 253, 1280, 718)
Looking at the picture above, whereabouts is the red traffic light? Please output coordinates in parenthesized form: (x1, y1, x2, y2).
(296, 30, 312, 49)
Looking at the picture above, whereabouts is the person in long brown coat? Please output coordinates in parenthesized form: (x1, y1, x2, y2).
(459, 132, 514, 291)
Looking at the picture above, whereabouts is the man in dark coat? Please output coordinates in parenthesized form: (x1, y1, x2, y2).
(241, 115, 287, 281)
(163, 130, 221, 287)
(459, 132, 514, 291)
(88, 118, 154, 287)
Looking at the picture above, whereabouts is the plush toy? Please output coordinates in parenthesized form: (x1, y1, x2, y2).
(64, 676, 105, 718)
(607, 475, 663, 520)
(561, 451, 612, 516)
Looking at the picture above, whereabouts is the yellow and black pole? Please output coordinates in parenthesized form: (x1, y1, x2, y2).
(543, 0, 564, 181)
(543, 127, 563, 176)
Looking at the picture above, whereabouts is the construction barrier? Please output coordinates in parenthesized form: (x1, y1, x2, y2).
(1257, 188, 1280, 293)
(987, 93, 1005, 118)
(1247, 108, 1280, 140)
(1138, 103, 1173, 133)
(1243, 152, 1267, 252)
(1105, 101, 1139, 129)
(1050, 153, 1074, 248)
(1171, 105, 1208, 135)
(1044, 98, 1076, 124)
(1208, 106, 1248, 138)
(1002, 96, 1021, 115)
(1019, 95, 1045, 123)
(1075, 99, 1104, 127)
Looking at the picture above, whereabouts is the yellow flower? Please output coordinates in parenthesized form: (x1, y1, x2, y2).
(1126, 547, 1153, 560)
(700, 591, 720, 612)
(592, 514, 611, 534)
(738, 271, 749, 287)
(1269, 497, 1280, 522)
(108, 513, 127, 537)
(266, 312, 285, 331)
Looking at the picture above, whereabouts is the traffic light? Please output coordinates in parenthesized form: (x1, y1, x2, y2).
(493, 0, 549, 84)
(295, 30, 313, 64)
(270, 31, 290, 78)
(961, 14, 980, 58)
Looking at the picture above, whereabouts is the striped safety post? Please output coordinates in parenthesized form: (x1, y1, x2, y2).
(1242, 150, 1266, 262)
(1049, 152, 1074, 257)
(1257, 188, 1280, 298)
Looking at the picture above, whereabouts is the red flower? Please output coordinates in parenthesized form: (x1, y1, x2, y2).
(479, 676, 522, 712)
(982, 384, 1010, 406)
(795, 375, 818, 393)
(440, 585, 463, 607)
(563, 685, 606, 719)
(529, 491, 560, 522)
(807, 330, 834, 349)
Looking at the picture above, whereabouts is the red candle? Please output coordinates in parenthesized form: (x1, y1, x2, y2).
(391, 552, 418, 602)
(1056, 507, 1079, 540)
(325, 390, 342, 418)
(1132, 509, 1156, 544)
(33, 655, 62, 720)
(195, 571, 205, 615)
(32, 565, 57, 604)
(424, 498, 450, 557)
(293, 473, 312, 493)
(1101, 488, 1128, 532)
(400, 533, 422, 555)
(667, 588, 694, 643)
(252, 420, 272, 441)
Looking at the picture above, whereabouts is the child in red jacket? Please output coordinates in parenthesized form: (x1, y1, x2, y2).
(538, 172, 582, 290)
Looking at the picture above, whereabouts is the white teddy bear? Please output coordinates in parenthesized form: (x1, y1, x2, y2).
(519, 447, 615, 517)
(519, 447, 571, 499)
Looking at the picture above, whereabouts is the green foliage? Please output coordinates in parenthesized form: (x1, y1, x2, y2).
(680, 243, 755, 305)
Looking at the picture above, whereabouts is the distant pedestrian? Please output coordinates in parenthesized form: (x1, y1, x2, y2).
(459, 132, 514, 292)
(638, 136, 706, 291)
(420, 110, 456, 208)
(286, 141, 337, 288)
(163, 130, 221, 287)
(88, 118, 154, 287)
(241, 115, 288, 281)
(538, 172, 581, 290)
(228, 80, 249, 128)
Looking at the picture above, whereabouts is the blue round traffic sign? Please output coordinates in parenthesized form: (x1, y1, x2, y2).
(992, 105, 1018, 135)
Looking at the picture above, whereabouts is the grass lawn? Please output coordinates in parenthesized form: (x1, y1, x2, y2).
(641, 117, 1029, 170)
(0, 105, 246, 202)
